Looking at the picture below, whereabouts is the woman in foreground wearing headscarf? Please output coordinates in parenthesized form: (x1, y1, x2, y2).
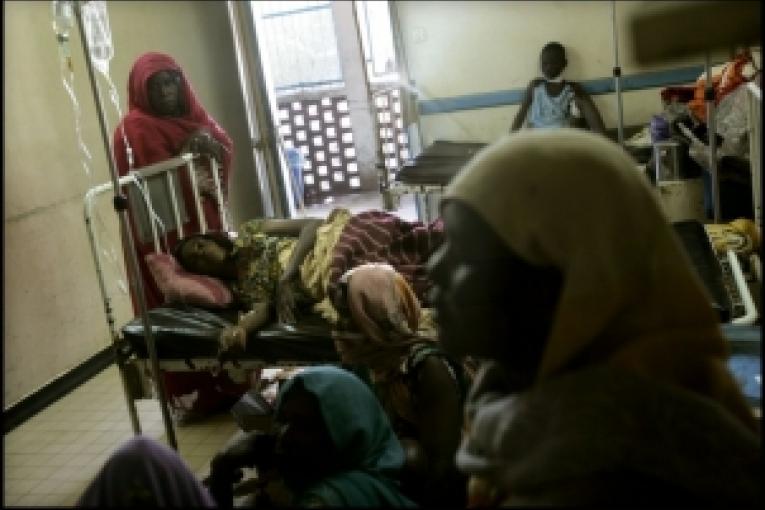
(427, 128, 760, 506)
(331, 263, 470, 507)
(114, 52, 240, 423)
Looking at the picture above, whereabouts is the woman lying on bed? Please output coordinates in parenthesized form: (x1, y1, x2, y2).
(168, 207, 444, 355)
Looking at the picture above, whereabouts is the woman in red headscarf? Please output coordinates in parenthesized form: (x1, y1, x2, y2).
(113, 52, 242, 423)
(114, 51, 234, 310)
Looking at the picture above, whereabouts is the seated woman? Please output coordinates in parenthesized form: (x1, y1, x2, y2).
(171, 208, 444, 354)
(205, 365, 417, 507)
(427, 128, 760, 506)
(80, 366, 415, 508)
(331, 263, 470, 507)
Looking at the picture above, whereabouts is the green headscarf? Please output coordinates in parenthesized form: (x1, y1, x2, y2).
(276, 366, 417, 508)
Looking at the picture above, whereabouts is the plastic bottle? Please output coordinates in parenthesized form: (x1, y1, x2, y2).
(82, 1, 114, 77)
(52, 1, 74, 72)
(650, 114, 670, 143)
(52, 1, 74, 42)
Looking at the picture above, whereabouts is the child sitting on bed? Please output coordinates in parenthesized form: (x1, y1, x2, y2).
(511, 41, 605, 134)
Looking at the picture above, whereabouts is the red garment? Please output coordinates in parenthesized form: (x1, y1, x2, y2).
(688, 51, 756, 123)
(113, 53, 244, 420)
(113, 52, 234, 312)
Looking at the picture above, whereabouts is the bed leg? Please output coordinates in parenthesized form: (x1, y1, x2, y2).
(116, 359, 142, 435)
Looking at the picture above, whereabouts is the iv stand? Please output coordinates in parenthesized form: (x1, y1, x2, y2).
(73, 1, 178, 450)
(705, 51, 721, 222)
(611, 0, 624, 145)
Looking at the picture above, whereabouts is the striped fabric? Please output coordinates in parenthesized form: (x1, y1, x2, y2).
(328, 211, 444, 308)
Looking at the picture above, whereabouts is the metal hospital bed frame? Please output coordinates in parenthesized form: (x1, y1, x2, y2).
(84, 154, 339, 448)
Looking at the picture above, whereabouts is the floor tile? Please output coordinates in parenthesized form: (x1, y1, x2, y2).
(4, 365, 241, 507)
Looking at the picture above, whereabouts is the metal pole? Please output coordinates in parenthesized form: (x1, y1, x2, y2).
(83, 190, 141, 436)
(74, 1, 178, 450)
(611, 0, 624, 145)
(705, 51, 721, 222)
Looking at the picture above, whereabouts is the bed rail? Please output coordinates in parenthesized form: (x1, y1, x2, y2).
(83, 152, 229, 449)
(84, 153, 231, 254)
(746, 81, 761, 232)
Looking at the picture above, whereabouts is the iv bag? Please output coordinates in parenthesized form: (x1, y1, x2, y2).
(52, 0, 74, 42)
(81, 1, 114, 77)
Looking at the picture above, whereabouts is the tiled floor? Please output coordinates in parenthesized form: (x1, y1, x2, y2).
(3, 365, 239, 507)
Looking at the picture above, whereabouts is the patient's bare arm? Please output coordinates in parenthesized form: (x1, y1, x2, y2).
(403, 356, 463, 499)
(511, 79, 543, 132)
(240, 302, 272, 332)
(276, 219, 322, 324)
(570, 81, 606, 135)
(218, 302, 271, 353)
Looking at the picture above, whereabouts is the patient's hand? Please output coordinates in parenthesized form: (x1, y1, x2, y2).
(218, 303, 271, 360)
(219, 324, 247, 356)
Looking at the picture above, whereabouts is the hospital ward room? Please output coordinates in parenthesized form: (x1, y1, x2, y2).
(3, 0, 762, 507)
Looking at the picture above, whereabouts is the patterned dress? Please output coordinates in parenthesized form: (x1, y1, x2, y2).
(231, 219, 297, 309)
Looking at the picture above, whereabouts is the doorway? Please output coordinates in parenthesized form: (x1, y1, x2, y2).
(246, 0, 416, 220)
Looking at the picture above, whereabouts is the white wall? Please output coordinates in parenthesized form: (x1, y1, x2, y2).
(3, 1, 257, 407)
(396, 1, 731, 145)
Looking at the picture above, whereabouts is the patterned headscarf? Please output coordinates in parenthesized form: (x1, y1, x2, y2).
(333, 263, 428, 370)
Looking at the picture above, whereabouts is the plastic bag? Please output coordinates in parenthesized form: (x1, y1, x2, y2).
(715, 85, 750, 158)
(688, 50, 756, 123)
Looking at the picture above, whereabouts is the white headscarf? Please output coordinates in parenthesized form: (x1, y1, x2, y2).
(443, 128, 755, 425)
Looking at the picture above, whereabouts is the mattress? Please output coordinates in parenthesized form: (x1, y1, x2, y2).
(395, 140, 487, 187)
(121, 305, 339, 363)
(671, 220, 732, 322)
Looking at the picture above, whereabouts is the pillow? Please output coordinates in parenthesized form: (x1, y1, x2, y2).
(145, 252, 233, 309)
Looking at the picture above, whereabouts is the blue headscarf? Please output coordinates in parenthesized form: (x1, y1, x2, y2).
(276, 366, 417, 507)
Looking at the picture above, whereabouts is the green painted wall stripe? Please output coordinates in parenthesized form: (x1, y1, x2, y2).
(418, 64, 710, 115)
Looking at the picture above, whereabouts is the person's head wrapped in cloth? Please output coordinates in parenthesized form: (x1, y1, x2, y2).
(427, 128, 760, 506)
(77, 436, 217, 507)
(116, 51, 233, 171)
(271, 365, 416, 507)
(333, 263, 427, 369)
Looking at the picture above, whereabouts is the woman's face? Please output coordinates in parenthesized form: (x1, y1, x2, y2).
(427, 201, 561, 377)
(147, 70, 184, 117)
(540, 47, 566, 80)
(427, 201, 515, 358)
(179, 238, 229, 277)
